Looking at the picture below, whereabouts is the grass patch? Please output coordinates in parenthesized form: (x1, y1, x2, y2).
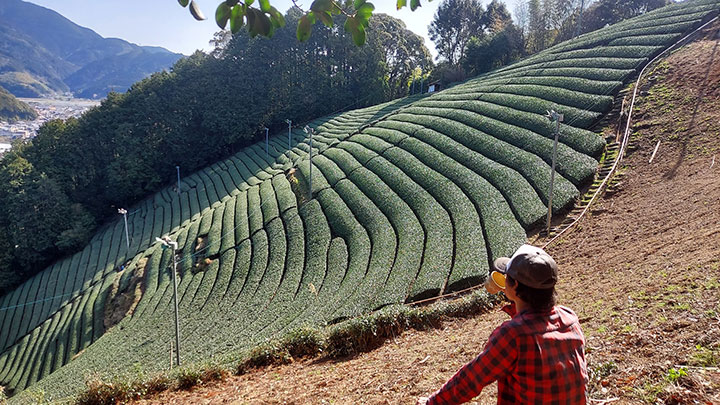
(588, 360, 618, 395)
(76, 363, 229, 405)
(665, 367, 688, 384)
(689, 344, 719, 367)
(635, 380, 665, 403)
(704, 277, 720, 290)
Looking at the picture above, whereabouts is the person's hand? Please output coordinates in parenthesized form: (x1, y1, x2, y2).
(416, 397, 429, 405)
(484, 274, 502, 294)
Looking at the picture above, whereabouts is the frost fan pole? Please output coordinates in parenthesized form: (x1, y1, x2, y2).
(118, 208, 129, 250)
(546, 110, 564, 236)
(157, 236, 181, 367)
(176, 166, 181, 194)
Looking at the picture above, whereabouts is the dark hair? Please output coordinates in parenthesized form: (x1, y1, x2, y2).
(506, 275, 556, 310)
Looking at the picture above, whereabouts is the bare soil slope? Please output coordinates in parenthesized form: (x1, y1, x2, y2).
(136, 30, 720, 405)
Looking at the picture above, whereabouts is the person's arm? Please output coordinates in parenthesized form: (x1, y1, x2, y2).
(426, 324, 517, 405)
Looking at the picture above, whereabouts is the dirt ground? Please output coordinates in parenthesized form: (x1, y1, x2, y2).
(135, 31, 720, 405)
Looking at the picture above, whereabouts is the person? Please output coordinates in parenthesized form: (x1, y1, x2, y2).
(417, 244, 588, 405)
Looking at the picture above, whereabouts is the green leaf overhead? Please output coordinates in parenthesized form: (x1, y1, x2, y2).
(355, 3, 375, 25)
(259, 0, 271, 13)
(180, 0, 437, 42)
(317, 11, 334, 27)
(297, 13, 314, 41)
(245, 7, 273, 37)
(255, 9, 273, 36)
(215, 3, 232, 29)
(269, 6, 286, 28)
(411, 0, 421, 11)
(230, 5, 245, 33)
(344, 16, 367, 46)
(310, 0, 334, 12)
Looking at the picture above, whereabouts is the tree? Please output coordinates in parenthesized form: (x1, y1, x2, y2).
(370, 14, 433, 98)
(483, 0, 513, 34)
(429, 0, 485, 65)
(526, 0, 548, 53)
(462, 24, 524, 75)
(0, 149, 91, 280)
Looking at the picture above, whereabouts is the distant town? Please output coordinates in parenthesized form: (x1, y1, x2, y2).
(0, 97, 100, 155)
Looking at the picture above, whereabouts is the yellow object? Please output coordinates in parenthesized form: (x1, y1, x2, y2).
(491, 271, 506, 289)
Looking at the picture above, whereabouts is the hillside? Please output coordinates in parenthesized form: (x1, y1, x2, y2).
(0, 0, 182, 98)
(0, 86, 37, 122)
(1, 0, 720, 401)
(133, 30, 720, 404)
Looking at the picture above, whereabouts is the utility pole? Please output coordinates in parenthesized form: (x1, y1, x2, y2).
(264, 127, 269, 158)
(176, 166, 181, 195)
(156, 236, 181, 367)
(573, 0, 586, 38)
(285, 119, 292, 149)
(545, 110, 564, 237)
(118, 208, 130, 250)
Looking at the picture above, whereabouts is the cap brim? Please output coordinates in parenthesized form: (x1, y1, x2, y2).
(493, 257, 510, 273)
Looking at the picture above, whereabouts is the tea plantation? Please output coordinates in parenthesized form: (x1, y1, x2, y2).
(2, 0, 719, 400)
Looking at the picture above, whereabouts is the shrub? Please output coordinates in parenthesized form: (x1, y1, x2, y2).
(329, 176, 396, 318)
(413, 99, 605, 158)
(446, 82, 615, 113)
(280, 326, 325, 358)
(246, 186, 263, 235)
(219, 198, 236, 253)
(76, 377, 134, 405)
(608, 33, 681, 47)
(340, 159, 423, 308)
(516, 56, 647, 71)
(205, 203, 224, 257)
(353, 148, 453, 302)
(259, 178, 280, 225)
(385, 119, 545, 229)
(233, 190, 250, 242)
(392, 112, 580, 211)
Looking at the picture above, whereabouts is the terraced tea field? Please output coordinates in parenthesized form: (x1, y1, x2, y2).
(2, 0, 719, 400)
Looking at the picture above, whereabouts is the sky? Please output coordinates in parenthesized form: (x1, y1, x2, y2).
(26, 0, 522, 57)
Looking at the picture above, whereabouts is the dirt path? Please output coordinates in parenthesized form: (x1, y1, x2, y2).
(135, 33, 720, 405)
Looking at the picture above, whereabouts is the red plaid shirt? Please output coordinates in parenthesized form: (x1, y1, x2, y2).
(427, 304, 587, 404)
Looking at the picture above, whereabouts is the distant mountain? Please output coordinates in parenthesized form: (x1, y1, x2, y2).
(0, 0, 183, 98)
(0, 85, 37, 121)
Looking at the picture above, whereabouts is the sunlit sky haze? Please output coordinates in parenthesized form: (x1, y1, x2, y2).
(26, 0, 522, 58)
